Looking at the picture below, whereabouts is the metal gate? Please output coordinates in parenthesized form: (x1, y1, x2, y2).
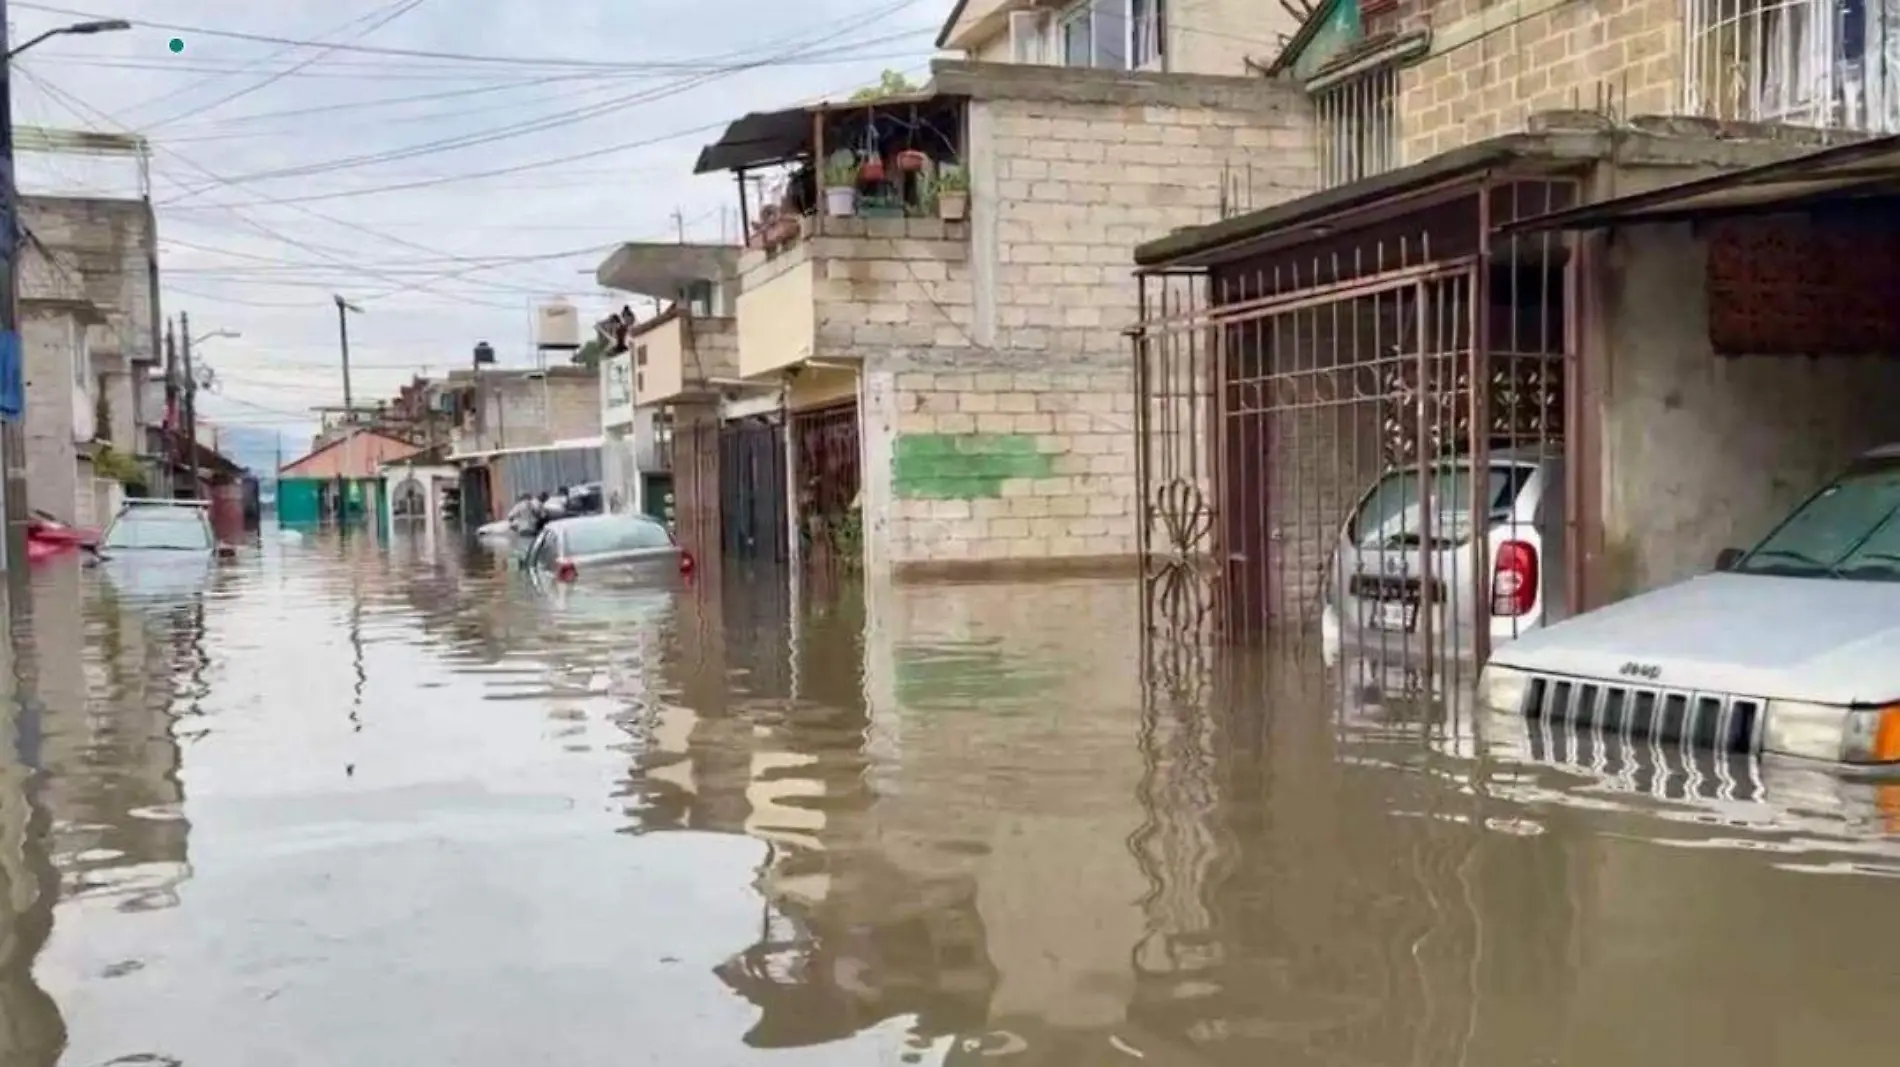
(790, 401, 861, 574)
(1135, 179, 1577, 689)
(719, 415, 789, 564)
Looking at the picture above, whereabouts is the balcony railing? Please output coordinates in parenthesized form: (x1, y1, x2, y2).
(1684, 0, 1900, 134)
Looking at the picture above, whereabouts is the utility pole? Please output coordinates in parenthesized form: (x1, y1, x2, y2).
(673, 207, 686, 244)
(163, 318, 178, 494)
(181, 311, 198, 499)
(334, 294, 362, 420)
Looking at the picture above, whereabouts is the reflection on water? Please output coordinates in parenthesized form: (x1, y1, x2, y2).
(0, 530, 1898, 1065)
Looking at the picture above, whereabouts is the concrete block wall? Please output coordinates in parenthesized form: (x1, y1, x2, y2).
(1374, 0, 1681, 163)
(862, 349, 1138, 573)
(948, 61, 1314, 359)
(810, 218, 975, 356)
(457, 372, 599, 454)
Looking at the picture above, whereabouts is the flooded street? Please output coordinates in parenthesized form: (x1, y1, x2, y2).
(5, 533, 1900, 1066)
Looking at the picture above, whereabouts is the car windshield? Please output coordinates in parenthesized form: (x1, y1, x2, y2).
(1350, 464, 1533, 549)
(558, 516, 671, 557)
(1738, 458, 1900, 580)
(104, 508, 212, 551)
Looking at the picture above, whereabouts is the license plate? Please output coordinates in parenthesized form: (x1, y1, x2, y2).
(1371, 600, 1416, 632)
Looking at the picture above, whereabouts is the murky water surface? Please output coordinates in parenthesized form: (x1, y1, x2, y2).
(4, 530, 1900, 1066)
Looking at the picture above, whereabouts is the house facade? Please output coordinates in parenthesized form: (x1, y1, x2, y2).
(592, 243, 743, 541)
(1127, 0, 1900, 672)
(697, 34, 1315, 578)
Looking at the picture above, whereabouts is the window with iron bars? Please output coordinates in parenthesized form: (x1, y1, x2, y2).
(1683, 0, 1900, 134)
(1314, 66, 1399, 189)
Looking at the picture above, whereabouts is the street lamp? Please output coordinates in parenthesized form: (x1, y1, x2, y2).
(190, 328, 240, 346)
(6, 18, 132, 60)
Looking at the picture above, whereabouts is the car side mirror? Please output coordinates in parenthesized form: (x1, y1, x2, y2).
(1714, 547, 1743, 572)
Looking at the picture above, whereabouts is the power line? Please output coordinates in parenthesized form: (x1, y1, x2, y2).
(155, 15, 931, 200)
(14, 0, 935, 69)
(147, 0, 433, 129)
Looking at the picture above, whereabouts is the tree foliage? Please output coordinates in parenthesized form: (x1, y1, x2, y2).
(850, 69, 918, 102)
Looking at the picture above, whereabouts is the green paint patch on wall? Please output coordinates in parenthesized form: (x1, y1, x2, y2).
(893, 433, 1053, 499)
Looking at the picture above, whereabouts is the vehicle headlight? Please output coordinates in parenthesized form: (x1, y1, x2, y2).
(1479, 664, 1532, 713)
(1765, 701, 1900, 764)
(1841, 704, 1900, 765)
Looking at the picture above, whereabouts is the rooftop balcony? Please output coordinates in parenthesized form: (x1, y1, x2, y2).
(696, 90, 974, 377)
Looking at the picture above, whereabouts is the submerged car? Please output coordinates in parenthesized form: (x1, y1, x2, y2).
(90, 499, 228, 600)
(1480, 444, 1900, 767)
(1326, 449, 1568, 664)
(520, 512, 692, 584)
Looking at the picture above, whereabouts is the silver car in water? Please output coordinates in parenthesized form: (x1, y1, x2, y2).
(521, 513, 691, 584)
(1325, 449, 1569, 669)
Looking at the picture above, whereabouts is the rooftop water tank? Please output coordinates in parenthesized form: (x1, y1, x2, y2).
(535, 298, 581, 351)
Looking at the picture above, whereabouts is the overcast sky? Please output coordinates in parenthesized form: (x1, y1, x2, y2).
(10, 0, 942, 440)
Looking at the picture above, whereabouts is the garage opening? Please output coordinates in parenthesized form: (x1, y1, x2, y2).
(1135, 175, 1581, 681)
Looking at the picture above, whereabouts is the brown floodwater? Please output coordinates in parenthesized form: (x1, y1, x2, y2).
(4, 529, 1900, 1066)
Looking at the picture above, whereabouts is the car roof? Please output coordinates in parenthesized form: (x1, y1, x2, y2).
(547, 512, 660, 530)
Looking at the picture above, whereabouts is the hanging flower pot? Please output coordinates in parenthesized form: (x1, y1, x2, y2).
(895, 149, 928, 173)
(859, 155, 886, 183)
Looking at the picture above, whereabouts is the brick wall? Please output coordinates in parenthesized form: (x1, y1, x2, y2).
(951, 61, 1313, 358)
(862, 350, 1137, 573)
(1383, 0, 1680, 163)
(842, 62, 1317, 574)
(812, 218, 975, 356)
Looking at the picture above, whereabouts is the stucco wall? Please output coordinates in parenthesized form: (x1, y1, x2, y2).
(20, 196, 160, 377)
(1596, 223, 1900, 601)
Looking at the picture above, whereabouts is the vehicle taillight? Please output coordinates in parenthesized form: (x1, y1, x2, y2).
(554, 559, 578, 582)
(1492, 540, 1538, 617)
(679, 550, 696, 577)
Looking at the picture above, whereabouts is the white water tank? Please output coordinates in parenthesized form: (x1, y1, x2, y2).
(535, 298, 582, 351)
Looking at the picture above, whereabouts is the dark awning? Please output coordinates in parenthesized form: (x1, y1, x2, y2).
(1500, 132, 1900, 234)
(693, 91, 957, 175)
(694, 105, 814, 174)
(1133, 131, 1596, 269)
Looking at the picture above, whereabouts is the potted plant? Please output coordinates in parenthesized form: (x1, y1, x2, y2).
(895, 148, 928, 173)
(935, 163, 969, 222)
(860, 153, 886, 184)
(822, 150, 859, 217)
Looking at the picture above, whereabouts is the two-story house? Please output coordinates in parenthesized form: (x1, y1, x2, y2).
(1128, 0, 1900, 661)
(673, 0, 1314, 578)
(592, 243, 743, 553)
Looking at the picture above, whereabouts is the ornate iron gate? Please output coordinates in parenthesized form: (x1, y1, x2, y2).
(1135, 179, 1577, 692)
(790, 401, 862, 574)
(719, 415, 789, 564)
